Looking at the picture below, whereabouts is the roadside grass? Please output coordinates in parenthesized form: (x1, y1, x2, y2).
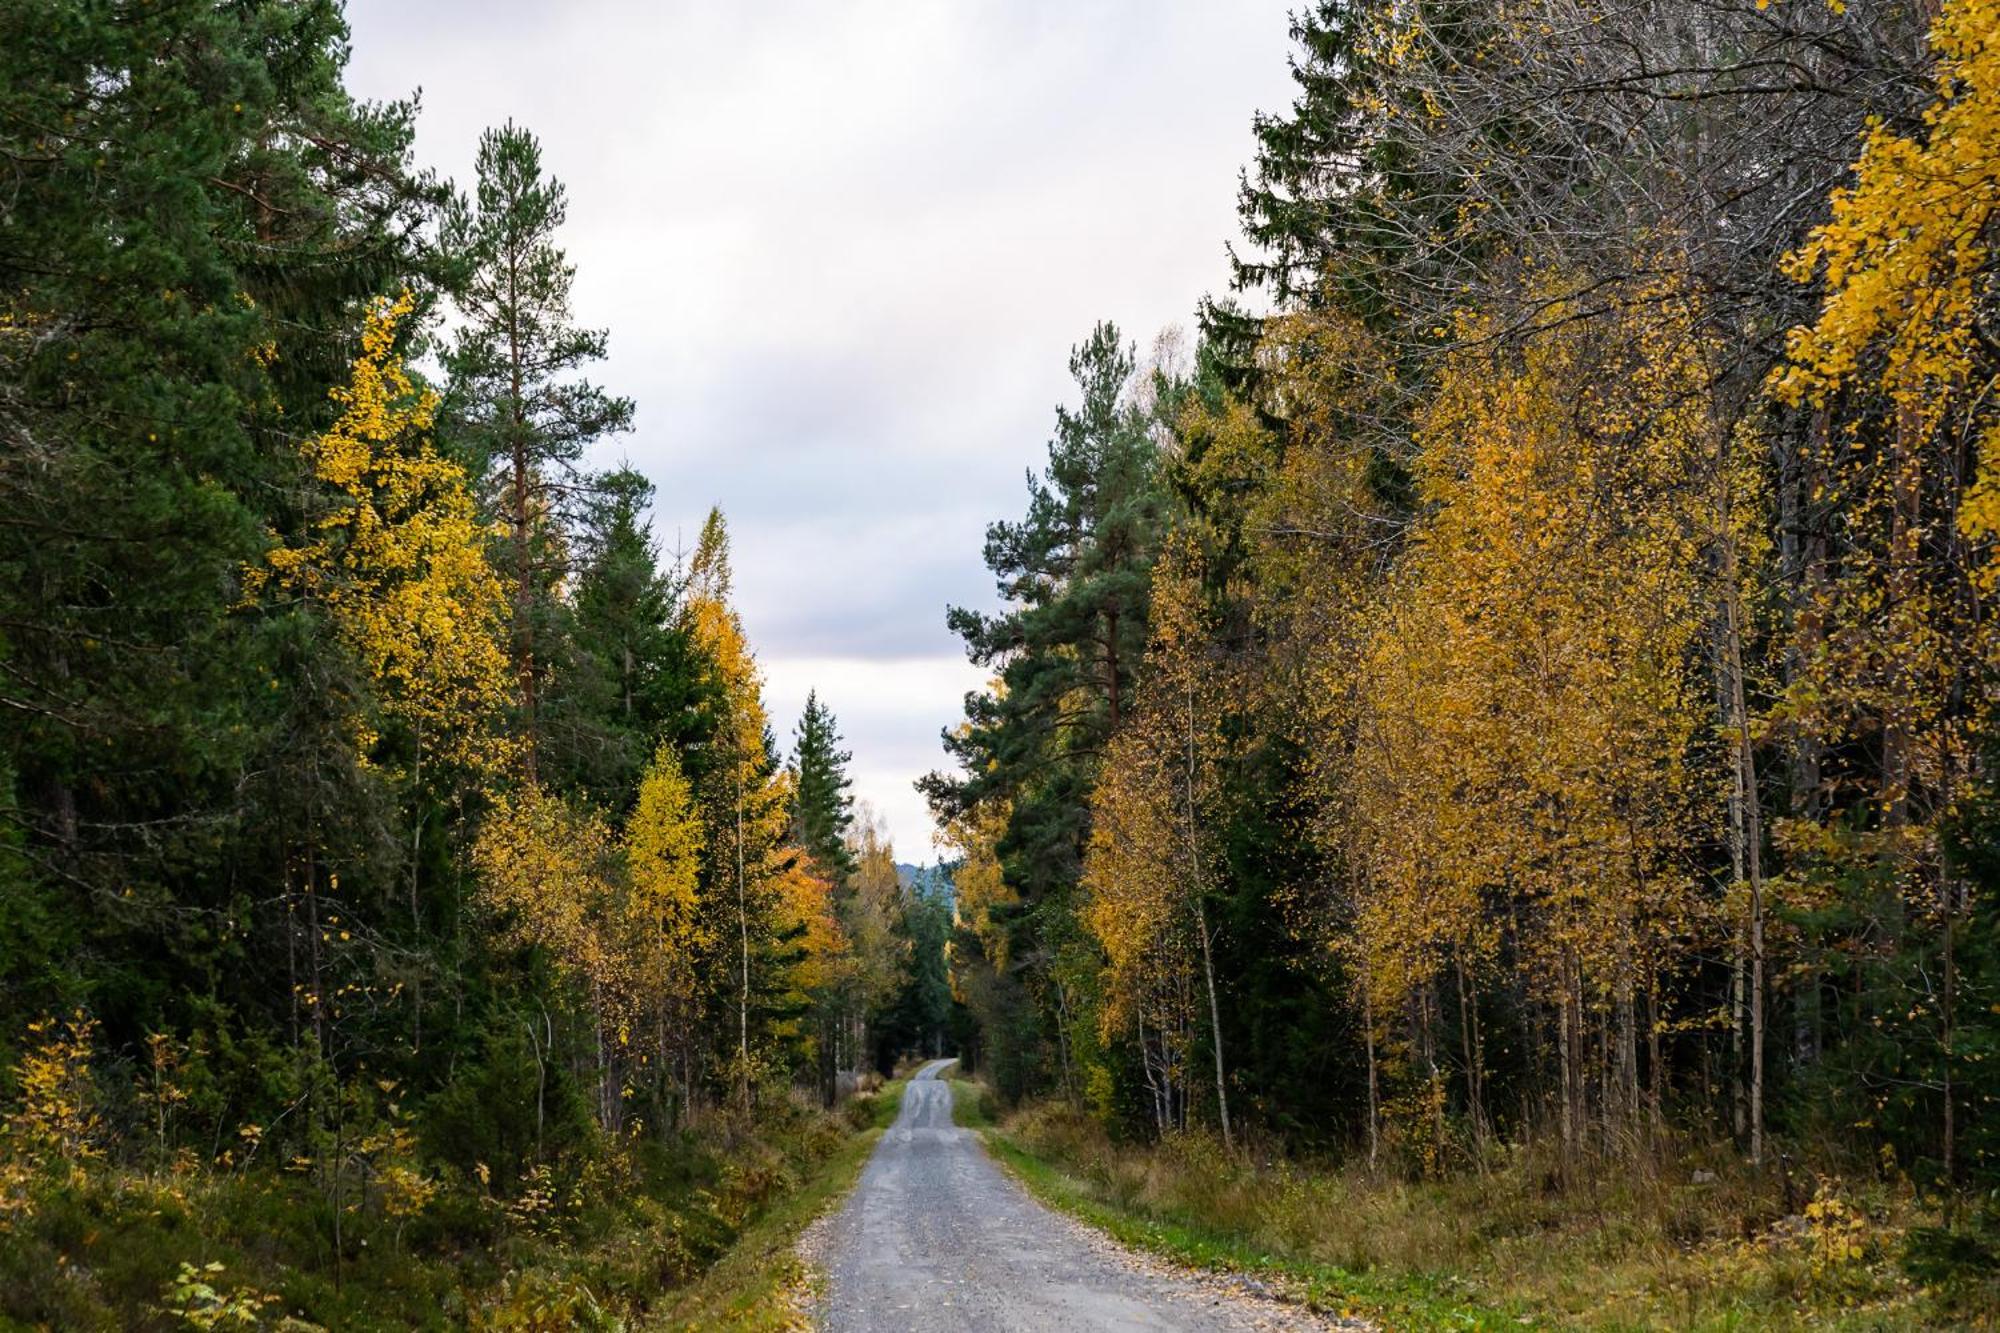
(948, 1078, 1993, 1332)
(948, 1076, 1513, 1331)
(647, 1075, 906, 1331)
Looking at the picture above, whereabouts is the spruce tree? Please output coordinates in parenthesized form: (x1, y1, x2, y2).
(790, 692, 857, 884)
(544, 466, 709, 812)
(0, 0, 433, 1034)
(1232, 1, 1380, 306)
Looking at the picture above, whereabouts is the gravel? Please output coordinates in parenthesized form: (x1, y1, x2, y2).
(810, 1059, 1359, 1332)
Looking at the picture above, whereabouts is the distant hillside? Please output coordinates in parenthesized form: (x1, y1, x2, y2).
(895, 861, 956, 906)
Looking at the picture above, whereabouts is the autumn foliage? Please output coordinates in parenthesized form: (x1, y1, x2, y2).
(931, 0, 2000, 1252)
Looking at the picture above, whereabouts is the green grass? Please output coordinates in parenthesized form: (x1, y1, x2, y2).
(948, 1078, 1990, 1332)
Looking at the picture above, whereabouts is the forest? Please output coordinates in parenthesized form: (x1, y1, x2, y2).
(4, 0, 2000, 1328)
(0, 3, 951, 1326)
(925, 0, 2000, 1323)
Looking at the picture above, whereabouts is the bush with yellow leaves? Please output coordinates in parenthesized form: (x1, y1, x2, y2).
(1801, 1180, 1873, 1279)
(0, 1010, 103, 1223)
(155, 1261, 284, 1331)
(1379, 1073, 1453, 1180)
(467, 1271, 623, 1333)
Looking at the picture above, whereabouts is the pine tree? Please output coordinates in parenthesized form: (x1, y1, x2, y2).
(442, 121, 633, 769)
(921, 322, 1167, 1098)
(924, 323, 1165, 902)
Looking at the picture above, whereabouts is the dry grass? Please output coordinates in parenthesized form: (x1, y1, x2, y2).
(979, 1094, 1996, 1331)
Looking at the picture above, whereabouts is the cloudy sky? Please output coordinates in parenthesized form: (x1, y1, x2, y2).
(343, 1, 1298, 860)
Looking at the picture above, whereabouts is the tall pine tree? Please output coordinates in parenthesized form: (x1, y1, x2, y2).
(924, 323, 1164, 908)
(442, 121, 633, 770)
(922, 322, 1167, 1098)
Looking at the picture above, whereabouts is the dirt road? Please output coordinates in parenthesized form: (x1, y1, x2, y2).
(815, 1059, 1333, 1331)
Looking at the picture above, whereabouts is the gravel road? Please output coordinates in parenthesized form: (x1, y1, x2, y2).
(814, 1058, 1339, 1332)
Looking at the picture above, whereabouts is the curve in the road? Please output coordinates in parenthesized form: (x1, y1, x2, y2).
(817, 1058, 1331, 1332)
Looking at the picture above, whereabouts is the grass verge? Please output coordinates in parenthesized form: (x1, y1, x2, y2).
(949, 1077, 1512, 1331)
(948, 1078, 1993, 1332)
(646, 1076, 905, 1331)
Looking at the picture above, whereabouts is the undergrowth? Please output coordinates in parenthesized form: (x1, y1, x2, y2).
(954, 1078, 2000, 1331)
(0, 1078, 902, 1332)
(649, 1073, 906, 1330)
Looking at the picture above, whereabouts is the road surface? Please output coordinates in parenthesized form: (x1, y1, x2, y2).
(813, 1058, 1334, 1331)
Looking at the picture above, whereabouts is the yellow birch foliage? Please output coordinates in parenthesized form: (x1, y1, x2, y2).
(6, 1010, 101, 1168)
(476, 750, 715, 1045)
(250, 292, 514, 773)
(1086, 724, 1197, 1045)
(625, 742, 709, 1019)
(1771, 0, 1997, 879)
(774, 855, 849, 1001)
(682, 509, 790, 882)
(940, 793, 1015, 978)
(845, 813, 912, 1016)
(1774, 0, 2000, 514)
(1, 1011, 102, 1222)
(1346, 285, 1714, 1022)
(1082, 541, 1222, 1050)
(686, 581, 778, 818)
(472, 785, 619, 1009)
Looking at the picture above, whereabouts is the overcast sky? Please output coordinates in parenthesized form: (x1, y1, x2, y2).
(342, 0, 1298, 861)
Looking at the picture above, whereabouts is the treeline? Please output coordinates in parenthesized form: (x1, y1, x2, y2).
(930, 0, 1999, 1200)
(0, 0, 947, 1263)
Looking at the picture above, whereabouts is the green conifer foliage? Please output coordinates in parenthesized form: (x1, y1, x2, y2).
(790, 691, 857, 884)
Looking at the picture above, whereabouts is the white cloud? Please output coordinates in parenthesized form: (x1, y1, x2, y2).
(759, 654, 990, 862)
(342, 0, 1298, 855)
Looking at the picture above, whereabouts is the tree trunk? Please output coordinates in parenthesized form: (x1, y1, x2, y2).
(1104, 608, 1122, 729)
(1180, 677, 1232, 1151)
(1052, 974, 1079, 1108)
(736, 765, 751, 1108)
(1557, 953, 1579, 1162)
(1719, 482, 1767, 1167)
(1646, 981, 1665, 1136)
(507, 244, 537, 779)
(1363, 984, 1381, 1171)
(1190, 896, 1231, 1149)
(1943, 874, 1959, 1190)
(1454, 948, 1486, 1145)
